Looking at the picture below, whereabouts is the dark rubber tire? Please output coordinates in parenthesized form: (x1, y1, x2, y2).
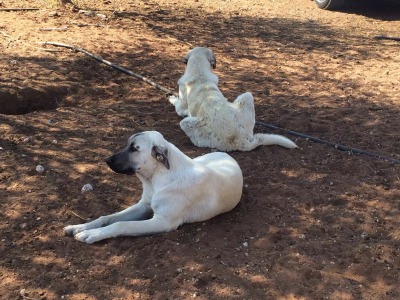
(314, 0, 345, 10)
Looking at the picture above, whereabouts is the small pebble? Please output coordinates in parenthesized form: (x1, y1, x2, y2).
(48, 11, 60, 17)
(243, 242, 248, 247)
(361, 232, 370, 240)
(79, 10, 95, 16)
(36, 165, 45, 173)
(81, 183, 93, 193)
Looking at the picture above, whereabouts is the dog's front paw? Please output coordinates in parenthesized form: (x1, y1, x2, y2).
(64, 224, 86, 236)
(74, 229, 104, 244)
(169, 95, 179, 105)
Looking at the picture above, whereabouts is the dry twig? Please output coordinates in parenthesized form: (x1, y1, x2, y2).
(374, 35, 400, 42)
(0, 8, 40, 11)
(42, 48, 64, 52)
(38, 26, 69, 31)
(70, 20, 104, 27)
(68, 210, 91, 221)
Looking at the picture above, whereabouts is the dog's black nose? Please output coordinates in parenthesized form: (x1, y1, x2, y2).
(105, 156, 114, 166)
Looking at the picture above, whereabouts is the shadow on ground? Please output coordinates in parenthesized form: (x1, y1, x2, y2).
(340, 0, 400, 20)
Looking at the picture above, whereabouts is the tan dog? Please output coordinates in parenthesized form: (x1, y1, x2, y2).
(64, 131, 243, 244)
(169, 47, 297, 151)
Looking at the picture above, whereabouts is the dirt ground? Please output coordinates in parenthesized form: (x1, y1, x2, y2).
(1, 0, 400, 299)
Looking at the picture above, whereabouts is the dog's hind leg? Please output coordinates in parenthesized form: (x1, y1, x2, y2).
(234, 92, 255, 109)
(64, 201, 153, 236)
(232, 92, 297, 151)
(74, 215, 177, 244)
(233, 92, 256, 122)
(180, 117, 216, 148)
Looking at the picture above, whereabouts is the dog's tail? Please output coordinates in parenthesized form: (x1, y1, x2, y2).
(239, 133, 298, 151)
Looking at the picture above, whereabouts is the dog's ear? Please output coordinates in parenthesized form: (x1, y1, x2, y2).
(151, 145, 170, 170)
(182, 48, 193, 64)
(182, 54, 189, 64)
(208, 51, 216, 69)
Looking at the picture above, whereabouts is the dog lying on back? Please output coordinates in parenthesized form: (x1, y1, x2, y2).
(64, 131, 243, 244)
(169, 47, 297, 152)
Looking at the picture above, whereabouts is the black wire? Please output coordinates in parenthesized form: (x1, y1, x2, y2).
(255, 121, 400, 164)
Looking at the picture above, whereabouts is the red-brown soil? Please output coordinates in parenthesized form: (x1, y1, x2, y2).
(1, 0, 399, 299)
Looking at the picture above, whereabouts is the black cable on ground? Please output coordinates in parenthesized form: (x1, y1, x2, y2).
(256, 121, 400, 164)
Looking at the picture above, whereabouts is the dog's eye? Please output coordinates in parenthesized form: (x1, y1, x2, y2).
(130, 143, 138, 152)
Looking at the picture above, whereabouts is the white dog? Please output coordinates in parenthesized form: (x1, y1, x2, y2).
(64, 131, 243, 244)
(169, 47, 298, 152)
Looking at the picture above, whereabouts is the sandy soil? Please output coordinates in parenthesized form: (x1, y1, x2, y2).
(1, 0, 399, 299)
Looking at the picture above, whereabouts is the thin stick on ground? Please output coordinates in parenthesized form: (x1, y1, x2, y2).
(0, 8, 40, 11)
(40, 41, 177, 96)
(68, 210, 91, 221)
(39, 27, 69, 31)
(374, 35, 400, 42)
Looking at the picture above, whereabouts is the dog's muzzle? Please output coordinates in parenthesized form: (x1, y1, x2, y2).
(105, 154, 136, 175)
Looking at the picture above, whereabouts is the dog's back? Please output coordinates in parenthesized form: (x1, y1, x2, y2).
(190, 152, 243, 219)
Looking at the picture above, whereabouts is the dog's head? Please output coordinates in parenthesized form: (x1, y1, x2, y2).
(105, 131, 170, 178)
(182, 47, 216, 69)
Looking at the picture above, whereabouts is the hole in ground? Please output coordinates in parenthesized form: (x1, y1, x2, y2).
(0, 86, 69, 115)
